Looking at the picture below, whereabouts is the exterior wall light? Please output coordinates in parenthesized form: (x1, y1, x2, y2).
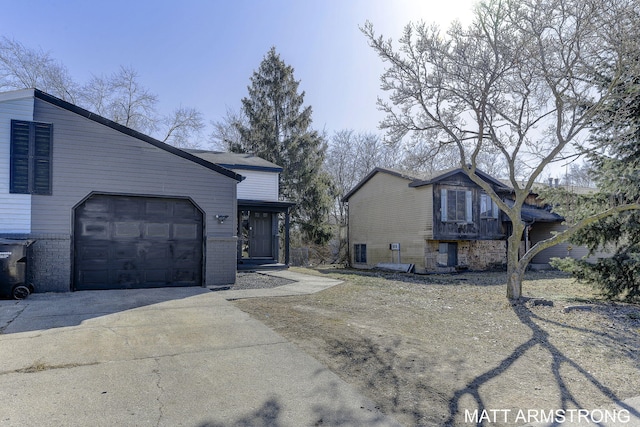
(216, 214, 229, 224)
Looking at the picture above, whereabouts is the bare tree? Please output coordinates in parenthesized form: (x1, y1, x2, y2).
(363, 0, 640, 300)
(561, 162, 595, 188)
(0, 37, 79, 102)
(324, 130, 401, 261)
(209, 107, 247, 151)
(161, 106, 205, 148)
(82, 66, 159, 135)
(1, 38, 204, 147)
(81, 66, 205, 146)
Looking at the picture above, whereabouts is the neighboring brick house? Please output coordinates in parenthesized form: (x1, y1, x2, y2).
(0, 88, 244, 292)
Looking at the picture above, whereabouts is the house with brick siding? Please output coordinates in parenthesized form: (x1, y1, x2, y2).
(0, 88, 244, 293)
(342, 167, 566, 273)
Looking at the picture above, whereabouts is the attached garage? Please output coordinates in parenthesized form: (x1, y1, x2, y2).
(73, 194, 204, 290)
(1, 89, 243, 292)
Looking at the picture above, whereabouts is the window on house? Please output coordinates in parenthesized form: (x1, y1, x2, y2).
(480, 194, 499, 219)
(10, 120, 53, 195)
(441, 189, 472, 222)
(354, 243, 367, 263)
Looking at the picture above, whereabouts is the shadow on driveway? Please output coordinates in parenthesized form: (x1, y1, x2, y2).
(0, 287, 210, 334)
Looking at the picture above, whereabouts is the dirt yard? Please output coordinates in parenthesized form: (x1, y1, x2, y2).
(233, 267, 640, 427)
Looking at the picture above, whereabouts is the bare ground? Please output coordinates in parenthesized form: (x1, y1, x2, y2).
(232, 267, 640, 427)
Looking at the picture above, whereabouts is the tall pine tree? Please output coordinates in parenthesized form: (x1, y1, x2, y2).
(236, 47, 332, 245)
(551, 50, 640, 300)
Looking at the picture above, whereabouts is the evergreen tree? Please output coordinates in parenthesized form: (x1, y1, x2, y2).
(236, 47, 332, 244)
(551, 51, 640, 300)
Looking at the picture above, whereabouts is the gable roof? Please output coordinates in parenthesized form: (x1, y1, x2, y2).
(342, 166, 511, 202)
(342, 167, 422, 202)
(3, 89, 244, 182)
(409, 167, 511, 190)
(185, 149, 282, 173)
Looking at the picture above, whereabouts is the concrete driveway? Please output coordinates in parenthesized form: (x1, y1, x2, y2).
(0, 276, 401, 427)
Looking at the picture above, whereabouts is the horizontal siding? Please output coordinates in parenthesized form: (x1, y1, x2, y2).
(348, 172, 430, 269)
(0, 95, 34, 233)
(31, 98, 238, 239)
(235, 169, 279, 201)
(530, 222, 611, 263)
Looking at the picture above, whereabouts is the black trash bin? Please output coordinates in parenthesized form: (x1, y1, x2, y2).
(0, 239, 34, 299)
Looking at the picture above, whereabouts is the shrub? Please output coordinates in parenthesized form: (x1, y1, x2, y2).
(551, 254, 640, 301)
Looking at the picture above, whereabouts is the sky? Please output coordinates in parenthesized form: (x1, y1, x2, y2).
(2, 0, 477, 145)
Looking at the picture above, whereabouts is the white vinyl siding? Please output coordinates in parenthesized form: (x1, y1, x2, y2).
(234, 169, 279, 201)
(0, 91, 35, 233)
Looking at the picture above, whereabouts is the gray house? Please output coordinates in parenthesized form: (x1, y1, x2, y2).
(0, 88, 243, 292)
(185, 150, 294, 268)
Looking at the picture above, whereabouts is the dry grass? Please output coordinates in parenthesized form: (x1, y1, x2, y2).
(15, 359, 92, 374)
(233, 267, 640, 426)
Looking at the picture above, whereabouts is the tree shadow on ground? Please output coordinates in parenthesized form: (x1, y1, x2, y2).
(198, 398, 282, 427)
(322, 298, 640, 427)
(326, 335, 451, 426)
(445, 300, 640, 426)
(196, 387, 397, 427)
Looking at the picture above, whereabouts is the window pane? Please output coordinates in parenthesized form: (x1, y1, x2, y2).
(456, 195, 465, 221)
(481, 194, 490, 217)
(447, 191, 457, 221)
(354, 244, 366, 263)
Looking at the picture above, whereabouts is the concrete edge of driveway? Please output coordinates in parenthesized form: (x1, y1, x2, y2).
(218, 270, 343, 300)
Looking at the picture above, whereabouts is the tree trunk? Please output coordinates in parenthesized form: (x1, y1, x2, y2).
(506, 224, 525, 301)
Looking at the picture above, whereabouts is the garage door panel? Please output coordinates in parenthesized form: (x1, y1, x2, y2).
(173, 202, 200, 219)
(114, 197, 142, 217)
(145, 200, 173, 217)
(80, 222, 109, 238)
(173, 243, 200, 262)
(145, 223, 171, 238)
(173, 269, 199, 284)
(173, 223, 199, 240)
(74, 195, 203, 291)
(114, 222, 141, 238)
(145, 244, 171, 262)
(115, 270, 141, 288)
(77, 242, 109, 261)
(79, 270, 111, 288)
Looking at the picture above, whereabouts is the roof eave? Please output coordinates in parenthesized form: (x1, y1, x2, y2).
(32, 89, 244, 182)
(342, 167, 417, 202)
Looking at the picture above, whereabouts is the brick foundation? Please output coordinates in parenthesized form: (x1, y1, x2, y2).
(0, 233, 71, 292)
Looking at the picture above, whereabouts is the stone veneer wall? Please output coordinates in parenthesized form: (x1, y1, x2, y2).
(424, 239, 506, 272)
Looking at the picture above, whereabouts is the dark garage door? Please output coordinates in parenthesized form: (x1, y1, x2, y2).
(74, 194, 203, 290)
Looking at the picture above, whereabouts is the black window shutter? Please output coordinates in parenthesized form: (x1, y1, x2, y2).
(10, 120, 53, 195)
(32, 123, 53, 194)
(10, 121, 31, 193)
